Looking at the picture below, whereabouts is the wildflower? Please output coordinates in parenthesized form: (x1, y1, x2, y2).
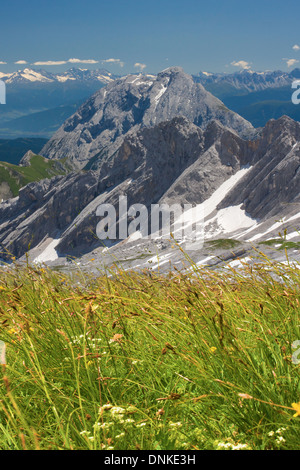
(216, 441, 250, 450)
(110, 406, 126, 418)
(291, 402, 300, 417)
(275, 436, 286, 445)
(276, 427, 287, 434)
(97, 422, 113, 429)
(210, 347, 217, 353)
(101, 404, 113, 410)
(136, 422, 147, 427)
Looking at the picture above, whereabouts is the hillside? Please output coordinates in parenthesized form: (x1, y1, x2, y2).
(0, 153, 69, 200)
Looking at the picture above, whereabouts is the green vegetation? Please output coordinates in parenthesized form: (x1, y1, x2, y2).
(259, 238, 300, 251)
(0, 154, 69, 197)
(0, 251, 300, 450)
(205, 238, 241, 250)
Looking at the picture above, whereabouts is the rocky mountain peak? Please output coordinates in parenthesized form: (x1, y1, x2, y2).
(41, 67, 254, 170)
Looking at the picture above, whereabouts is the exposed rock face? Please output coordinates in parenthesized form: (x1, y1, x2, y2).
(41, 67, 254, 170)
(0, 172, 99, 259)
(218, 116, 300, 219)
(56, 117, 250, 253)
(0, 182, 13, 202)
(0, 111, 299, 262)
(19, 150, 38, 167)
(1, 116, 252, 258)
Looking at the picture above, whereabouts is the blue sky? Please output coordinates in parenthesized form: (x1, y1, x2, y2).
(1, 0, 300, 75)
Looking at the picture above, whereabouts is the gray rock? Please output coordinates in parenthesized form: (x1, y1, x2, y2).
(41, 67, 254, 170)
(0, 172, 99, 259)
(1, 110, 299, 265)
(19, 150, 36, 167)
(218, 116, 300, 220)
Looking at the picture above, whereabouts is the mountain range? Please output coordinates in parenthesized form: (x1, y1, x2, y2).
(194, 68, 300, 127)
(0, 66, 299, 272)
(0, 68, 118, 139)
(194, 68, 300, 92)
(0, 67, 115, 85)
(0, 66, 299, 141)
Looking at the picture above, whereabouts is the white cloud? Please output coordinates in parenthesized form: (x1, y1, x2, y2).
(0, 61, 7, 65)
(292, 44, 300, 51)
(283, 58, 299, 68)
(134, 62, 147, 71)
(33, 60, 67, 66)
(102, 58, 125, 67)
(68, 58, 99, 64)
(231, 60, 251, 70)
(15, 60, 27, 64)
(32, 58, 99, 66)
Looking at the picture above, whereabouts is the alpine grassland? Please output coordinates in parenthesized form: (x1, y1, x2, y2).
(0, 249, 300, 450)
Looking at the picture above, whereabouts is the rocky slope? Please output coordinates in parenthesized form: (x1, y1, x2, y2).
(0, 66, 299, 268)
(0, 115, 299, 264)
(41, 67, 255, 170)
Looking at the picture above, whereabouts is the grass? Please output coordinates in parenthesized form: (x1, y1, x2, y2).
(205, 238, 241, 250)
(0, 251, 300, 450)
(259, 238, 300, 251)
(0, 154, 69, 197)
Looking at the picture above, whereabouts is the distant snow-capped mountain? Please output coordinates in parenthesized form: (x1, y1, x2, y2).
(0, 68, 115, 85)
(193, 68, 300, 92)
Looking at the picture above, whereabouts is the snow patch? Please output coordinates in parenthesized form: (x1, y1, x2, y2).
(33, 239, 61, 264)
(153, 80, 169, 108)
(174, 166, 255, 240)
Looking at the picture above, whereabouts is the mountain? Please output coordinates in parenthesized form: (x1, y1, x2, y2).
(193, 68, 300, 93)
(41, 66, 255, 169)
(1, 66, 299, 140)
(0, 67, 299, 270)
(0, 67, 115, 85)
(0, 68, 118, 139)
(193, 69, 300, 127)
(0, 114, 299, 266)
